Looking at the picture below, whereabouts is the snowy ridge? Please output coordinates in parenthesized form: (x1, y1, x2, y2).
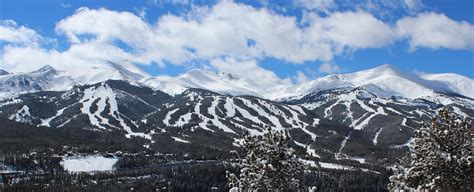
(2, 64, 472, 103)
(292, 64, 474, 100)
(0, 62, 149, 99)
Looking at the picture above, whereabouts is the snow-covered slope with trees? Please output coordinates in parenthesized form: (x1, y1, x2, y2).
(0, 64, 472, 169)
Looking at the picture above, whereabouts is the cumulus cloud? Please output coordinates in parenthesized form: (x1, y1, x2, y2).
(1, 41, 136, 72)
(397, 12, 474, 50)
(56, 7, 192, 65)
(1, 0, 473, 84)
(210, 57, 291, 87)
(319, 62, 341, 74)
(0, 20, 46, 47)
(52, 1, 398, 66)
(308, 11, 396, 49)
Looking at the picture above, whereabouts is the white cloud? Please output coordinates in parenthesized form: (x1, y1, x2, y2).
(1, 1, 473, 81)
(1, 41, 136, 73)
(210, 57, 291, 87)
(60, 2, 72, 8)
(403, 0, 424, 11)
(54, 1, 400, 65)
(0, 20, 44, 47)
(294, 0, 337, 13)
(294, 71, 310, 83)
(310, 11, 396, 49)
(55, 7, 192, 65)
(136, 7, 147, 19)
(397, 12, 474, 50)
(318, 62, 341, 74)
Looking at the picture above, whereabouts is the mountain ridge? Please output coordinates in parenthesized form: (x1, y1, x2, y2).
(1, 63, 472, 101)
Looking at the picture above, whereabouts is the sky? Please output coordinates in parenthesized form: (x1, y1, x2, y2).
(0, 0, 473, 84)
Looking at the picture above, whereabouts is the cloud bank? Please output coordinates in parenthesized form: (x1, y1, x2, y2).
(1, 0, 473, 82)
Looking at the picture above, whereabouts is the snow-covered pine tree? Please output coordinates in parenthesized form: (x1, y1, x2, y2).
(388, 108, 473, 191)
(226, 127, 303, 191)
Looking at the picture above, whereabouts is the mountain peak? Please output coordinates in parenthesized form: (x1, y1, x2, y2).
(0, 69, 9, 76)
(33, 65, 57, 74)
(365, 64, 400, 74)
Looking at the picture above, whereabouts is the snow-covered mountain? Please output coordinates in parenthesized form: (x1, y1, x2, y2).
(141, 69, 289, 98)
(2, 63, 472, 102)
(141, 64, 473, 102)
(290, 64, 473, 100)
(0, 80, 348, 161)
(2, 79, 472, 165)
(1, 63, 472, 168)
(0, 62, 149, 98)
(0, 69, 9, 76)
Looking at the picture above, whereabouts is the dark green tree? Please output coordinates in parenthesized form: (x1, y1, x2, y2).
(227, 127, 303, 191)
(389, 108, 473, 191)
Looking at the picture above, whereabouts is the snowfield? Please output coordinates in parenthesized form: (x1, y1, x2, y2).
(61, 155, 118, 173)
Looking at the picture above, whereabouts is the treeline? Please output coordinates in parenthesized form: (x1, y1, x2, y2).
(2, 161, 390, 192)
(0, 118, 148, 156)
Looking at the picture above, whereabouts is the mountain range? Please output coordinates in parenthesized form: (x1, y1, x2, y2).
(0, 63, 472, 170)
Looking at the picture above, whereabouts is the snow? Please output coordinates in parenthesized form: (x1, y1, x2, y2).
(78, 83, 151, 140)
(401, 118, 411, 128)
(163, 108, 179, 125)
(319, 162, 376, 173)
(303, 159, 371, 171)
(193, 100, 214, 132)
(9, 105, 31, 123)
(233, 99, 265, 125)
(300, 159, 318, 168)
(337, 132, 351, 158)
(241, 98, 283, 130)
(319, 162, 353, 170)
(174, 113, 192, 126)
(40, 106, 69, 127)
(208, 96, 235, 133)
(451, 106, 469, 117)
(224, 97, 236, 116)
(385, 107, 403, 115)
(172, 136, 191, 143)
(353, 113, 378, 130)
(291, 64, 473, 100)
(373, 127, 384, 145)
(348, 157, 366, 164)
(0, 62, 149, 99)
(61, 155, 118, 173)
(421, 73, 474, 98)
(0, 163, 19, 174)
(294, 141, 320, 158)
(376, 106, 387, 115)
(0, 98, 22, 107)
(2, 64, 472, 101)
(324, 101, 339, 118)
(390, 138, 415, 149)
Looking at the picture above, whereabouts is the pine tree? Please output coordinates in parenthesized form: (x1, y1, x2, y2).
(388, 108, 473, 191)
(226, 127, 303, 191)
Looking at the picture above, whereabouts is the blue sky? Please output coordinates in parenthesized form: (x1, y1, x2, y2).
(0, 0, 473, 82)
